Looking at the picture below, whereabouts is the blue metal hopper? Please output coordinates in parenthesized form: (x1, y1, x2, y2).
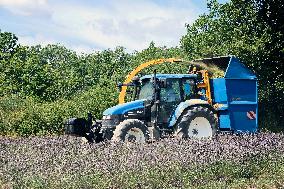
(197, 56, 258, 132)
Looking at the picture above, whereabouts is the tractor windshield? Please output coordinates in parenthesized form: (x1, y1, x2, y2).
(138, 79, 154, 100)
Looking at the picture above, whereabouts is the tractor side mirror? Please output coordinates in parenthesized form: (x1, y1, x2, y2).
(159, 78, 167, 88)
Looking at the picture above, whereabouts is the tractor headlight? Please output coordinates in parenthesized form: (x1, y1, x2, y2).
(102, 115, 120, 127)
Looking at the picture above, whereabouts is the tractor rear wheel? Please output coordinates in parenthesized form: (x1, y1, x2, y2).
(112, 119, 150, 142)
(175, 106, 217, 139)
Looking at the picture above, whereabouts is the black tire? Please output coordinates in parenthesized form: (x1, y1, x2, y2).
(175, 106, 217, 139)
(112, 119, 150, 142)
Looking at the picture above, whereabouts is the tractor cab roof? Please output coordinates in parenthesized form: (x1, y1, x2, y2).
(140, 74, 197, 80)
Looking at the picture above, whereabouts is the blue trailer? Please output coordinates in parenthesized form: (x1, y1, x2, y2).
(210, 56, 258, 133)
(65, 56, 258, 142)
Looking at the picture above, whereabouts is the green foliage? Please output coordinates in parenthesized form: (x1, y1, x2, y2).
(0, 83, 118, 136)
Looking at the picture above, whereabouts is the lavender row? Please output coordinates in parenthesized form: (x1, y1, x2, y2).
(0, 132, 283, 185)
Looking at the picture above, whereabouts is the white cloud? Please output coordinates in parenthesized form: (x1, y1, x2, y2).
(0, 0, 49, 16)
(1, 0, 203, 52)
(18, 34, 97, 54)
(48, 0, 199, 51)
(18, 33, 56, 46)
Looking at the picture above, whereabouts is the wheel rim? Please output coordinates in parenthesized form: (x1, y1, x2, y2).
(125, 127, 146, 142)
(188, 117, 212, 138)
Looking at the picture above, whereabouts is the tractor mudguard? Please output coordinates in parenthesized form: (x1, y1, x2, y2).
(168, 99, 213, 127)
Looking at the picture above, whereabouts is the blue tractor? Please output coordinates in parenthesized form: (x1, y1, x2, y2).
(65, 56, 258, 143)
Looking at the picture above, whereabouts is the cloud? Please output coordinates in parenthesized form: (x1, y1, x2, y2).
(0, 0, 49, 16)
(18, 33, 56, 46)
(18, 33, 98, 54)
(49, 0, 200, 51)
(0, 0, 204, 52)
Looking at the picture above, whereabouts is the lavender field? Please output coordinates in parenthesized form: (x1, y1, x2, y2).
(1, 133, 284, 188)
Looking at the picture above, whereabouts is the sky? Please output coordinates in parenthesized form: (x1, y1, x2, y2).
(0, 0, 228, 54)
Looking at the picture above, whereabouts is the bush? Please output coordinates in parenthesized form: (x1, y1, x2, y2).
(0, 82, 118, 136)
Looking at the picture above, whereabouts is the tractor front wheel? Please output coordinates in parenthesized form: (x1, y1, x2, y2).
(112, 119, 150, 142)
(175, 106, 217, 139)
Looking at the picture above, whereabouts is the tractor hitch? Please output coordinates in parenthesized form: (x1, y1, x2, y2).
(64, 112, 103, 143)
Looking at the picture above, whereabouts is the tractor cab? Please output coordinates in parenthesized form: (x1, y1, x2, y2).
(137, 74, 199, 126)
(99, 73, 202, 140)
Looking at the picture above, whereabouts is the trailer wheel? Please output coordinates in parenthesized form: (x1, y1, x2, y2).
(112, 119, 150, 142)
(175, 106, 217, 139)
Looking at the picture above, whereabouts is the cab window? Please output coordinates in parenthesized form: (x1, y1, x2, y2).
(138, 79, 154, 100)
(182, 79, 196, 100)
(160, 79, 181, 102)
